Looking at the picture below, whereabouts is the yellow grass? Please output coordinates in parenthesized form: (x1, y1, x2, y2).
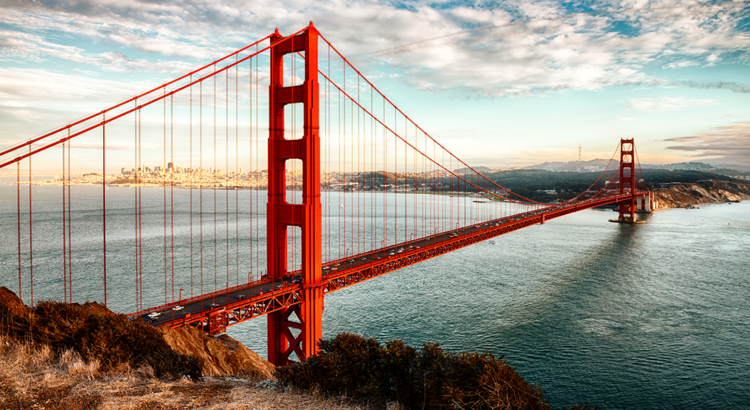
(0, 333, 384, 410)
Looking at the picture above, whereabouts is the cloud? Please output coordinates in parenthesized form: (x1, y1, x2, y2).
(662, 60, 698, 69)
(664, 121, 750, 167)
(0, 68, 148, 105)
(0, 0, 748, 100)
(627, 96, 717, 113)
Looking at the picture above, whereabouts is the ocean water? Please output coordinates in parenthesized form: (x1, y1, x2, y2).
(230, 200, 750, 409)
(1, 183, 748, 408)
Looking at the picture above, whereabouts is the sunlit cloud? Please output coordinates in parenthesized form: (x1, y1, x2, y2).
(664, 121, 750, 167)
(627, 96, 717, 113)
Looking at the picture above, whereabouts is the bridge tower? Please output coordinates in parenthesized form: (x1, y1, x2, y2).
(267, 23, 322, 366)
(617, 138, 637, 222)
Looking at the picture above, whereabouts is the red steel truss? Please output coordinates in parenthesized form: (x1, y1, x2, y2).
(145, 191, 649, 343)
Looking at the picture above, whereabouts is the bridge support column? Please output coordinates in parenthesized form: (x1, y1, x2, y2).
(613, 138, 639, 223)
(267, 23, 322, 366)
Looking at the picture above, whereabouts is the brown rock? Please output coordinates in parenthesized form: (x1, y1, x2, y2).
(653, 181, 750, 210)
(158, 326, 275, 379)
(0, 287, 30, 317)
(216, 334, 275, 379)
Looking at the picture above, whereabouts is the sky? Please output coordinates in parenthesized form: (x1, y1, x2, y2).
(1, 0, 749, 173)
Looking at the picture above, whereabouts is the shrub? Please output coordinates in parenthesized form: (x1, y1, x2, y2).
(276, 333, 550, 410)
(0, 287, 200, 378)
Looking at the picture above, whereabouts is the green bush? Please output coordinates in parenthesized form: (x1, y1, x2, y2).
(276, 333, 551, 409)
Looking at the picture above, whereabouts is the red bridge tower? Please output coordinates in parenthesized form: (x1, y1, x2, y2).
(267, 23, 322, 366)
(616, 138, 637, 222)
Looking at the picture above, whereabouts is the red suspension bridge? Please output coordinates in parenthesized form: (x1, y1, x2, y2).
(0, 23, 652, 366)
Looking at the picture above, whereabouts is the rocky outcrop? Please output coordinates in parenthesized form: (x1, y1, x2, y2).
(653, 180, 750, 210)
(0, 287, 30, 317)
(157, 326, 275, 379)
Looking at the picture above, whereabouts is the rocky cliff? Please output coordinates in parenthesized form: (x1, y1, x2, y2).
(653, 180, 750, 210)
(158, 325, 275, 379)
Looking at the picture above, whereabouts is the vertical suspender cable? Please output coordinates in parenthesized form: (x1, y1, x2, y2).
(62, 136, 67, 303)
(17, 162, 21, 301)
(247, 54, 255, 282)
(163, 88, 168, 305)
(214, 65, 218, 295)
(171, 95, 175, 303)
(396, 109, 400, 242)
(134, 102, 139, 309)
(338, 89, 341, 259)
(190, 80, 194, 297)
(138, 110, 143, 310)
(29, 147, 34, 306)
(103, 113, 107, 307)
(255, 49, 259, 278)
(383, 96, 386, 247)
(370, 86, 374, 252)
(342, 65, 347, 257)
(200, 80, 204, 296)
(226, 69, 230, 290)
(235, 55, 239, 285)
(68, 138, 73, 303)
(358, 76, 362, 256)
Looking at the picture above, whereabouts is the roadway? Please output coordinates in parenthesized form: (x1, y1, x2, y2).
(135, 192, 647, 328)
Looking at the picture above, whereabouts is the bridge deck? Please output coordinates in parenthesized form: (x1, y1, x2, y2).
(129, 192, 648, 332)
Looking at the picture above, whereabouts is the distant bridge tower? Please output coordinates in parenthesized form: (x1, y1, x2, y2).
(616, 138, 637, 222)
(578, 144, 582, 161)
(267, 23, 322, 366)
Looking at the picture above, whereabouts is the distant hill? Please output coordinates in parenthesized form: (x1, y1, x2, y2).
(524, 160, 747, 173)
(524, 159, 614, 172)
(453, 166, 495, 174)
(641, 161, 716, 171)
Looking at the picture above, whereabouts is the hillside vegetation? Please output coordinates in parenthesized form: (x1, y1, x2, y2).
(278, 333, 594, 410)
(478, 169, 743, 203)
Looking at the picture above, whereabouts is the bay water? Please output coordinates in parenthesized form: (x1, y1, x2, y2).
(1, 182, 748, 408)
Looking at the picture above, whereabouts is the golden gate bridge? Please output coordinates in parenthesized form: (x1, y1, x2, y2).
(0, 23, 652, 366)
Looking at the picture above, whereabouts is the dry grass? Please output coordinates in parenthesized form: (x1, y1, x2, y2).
(0, 333, 380, 410)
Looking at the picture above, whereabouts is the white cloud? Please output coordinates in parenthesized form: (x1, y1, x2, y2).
(627, 96, 717, 113)
(706, 53, 720, 65)
(0, 0, 747, 100)
(0, 68, 147, 106)
(662, 60, 698, 69)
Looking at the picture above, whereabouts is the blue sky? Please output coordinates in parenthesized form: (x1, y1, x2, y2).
(1, 0, 749, 171)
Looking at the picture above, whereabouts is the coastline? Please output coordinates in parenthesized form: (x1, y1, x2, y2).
(651, 180, 750, 211)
